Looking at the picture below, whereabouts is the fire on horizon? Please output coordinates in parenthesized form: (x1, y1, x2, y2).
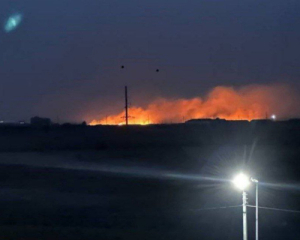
(89, 84, 298, 126)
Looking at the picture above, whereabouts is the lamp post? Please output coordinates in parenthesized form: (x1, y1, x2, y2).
(233, 173, 251, 240)
(251, 178, 259, 240)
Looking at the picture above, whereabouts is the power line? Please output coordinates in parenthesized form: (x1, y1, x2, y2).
(192, 204, 300, 214)
(193, 205, 242, 212)
(247, 205, 300, 214)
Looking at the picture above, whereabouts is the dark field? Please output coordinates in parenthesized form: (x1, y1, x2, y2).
(0, 121, 299, 239)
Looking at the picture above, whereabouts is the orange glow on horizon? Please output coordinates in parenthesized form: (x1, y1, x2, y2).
(89, 84, 297, 126)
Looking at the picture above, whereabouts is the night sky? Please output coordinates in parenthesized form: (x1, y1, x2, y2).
(0, 0, 300, 122)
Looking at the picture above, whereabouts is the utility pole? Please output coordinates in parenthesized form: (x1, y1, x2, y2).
(242, 191, 248, 240)
(251, 178, 259, 240)
(256, 183, 258, 240)
(125, 86, 128, 126)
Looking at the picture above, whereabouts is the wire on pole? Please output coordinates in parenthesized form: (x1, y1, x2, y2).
(192, 205, 300, 214)
(247, 205, 300, 214)
(192, 205, 242, 212)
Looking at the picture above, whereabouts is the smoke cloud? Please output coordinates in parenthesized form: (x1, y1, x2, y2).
(90, 84, 299, 125)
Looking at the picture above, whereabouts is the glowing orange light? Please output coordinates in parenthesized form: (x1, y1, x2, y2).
(89, 84, 297, 125)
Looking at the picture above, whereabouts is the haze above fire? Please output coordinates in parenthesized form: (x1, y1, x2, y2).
(90, 84, 298, 125)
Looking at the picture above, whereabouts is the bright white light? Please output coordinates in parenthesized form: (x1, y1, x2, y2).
(233, 173, 250, 190)
(271, 114, 276, 120)
(251, 178, 258, 183)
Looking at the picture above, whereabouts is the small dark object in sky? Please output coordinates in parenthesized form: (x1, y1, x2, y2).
(156, 69, 159, 72)
(121, 65, 125, 69)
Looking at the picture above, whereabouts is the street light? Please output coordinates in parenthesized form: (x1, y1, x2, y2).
(233, 173, 250, 240)
(233, 174, 259, 240)
(233, 173, 251, 191)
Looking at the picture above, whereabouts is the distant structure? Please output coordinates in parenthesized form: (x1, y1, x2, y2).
(185, 118, 215, 124)
(30, 116, 52, 127)
(120, 64, 159, 126)
(125, 86, 129, 126)
(185, 118, 229, 126)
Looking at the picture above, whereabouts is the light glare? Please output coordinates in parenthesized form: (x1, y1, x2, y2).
(271, 114, 276, 120)
(4, 13, 23, 32)
(233, 173, 250, 190)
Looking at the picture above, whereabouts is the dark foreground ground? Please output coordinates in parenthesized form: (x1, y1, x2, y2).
(0, 121, 299, 239)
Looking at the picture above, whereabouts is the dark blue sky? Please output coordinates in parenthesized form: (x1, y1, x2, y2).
(0, 0, 300, 122)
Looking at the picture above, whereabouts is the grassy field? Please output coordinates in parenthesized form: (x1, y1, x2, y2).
(0, 122, 299, 239)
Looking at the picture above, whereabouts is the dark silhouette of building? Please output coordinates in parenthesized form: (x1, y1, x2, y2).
(30, 116, 52, 126)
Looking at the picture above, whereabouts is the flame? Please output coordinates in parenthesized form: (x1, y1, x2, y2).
(89, 84, 298, 125)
